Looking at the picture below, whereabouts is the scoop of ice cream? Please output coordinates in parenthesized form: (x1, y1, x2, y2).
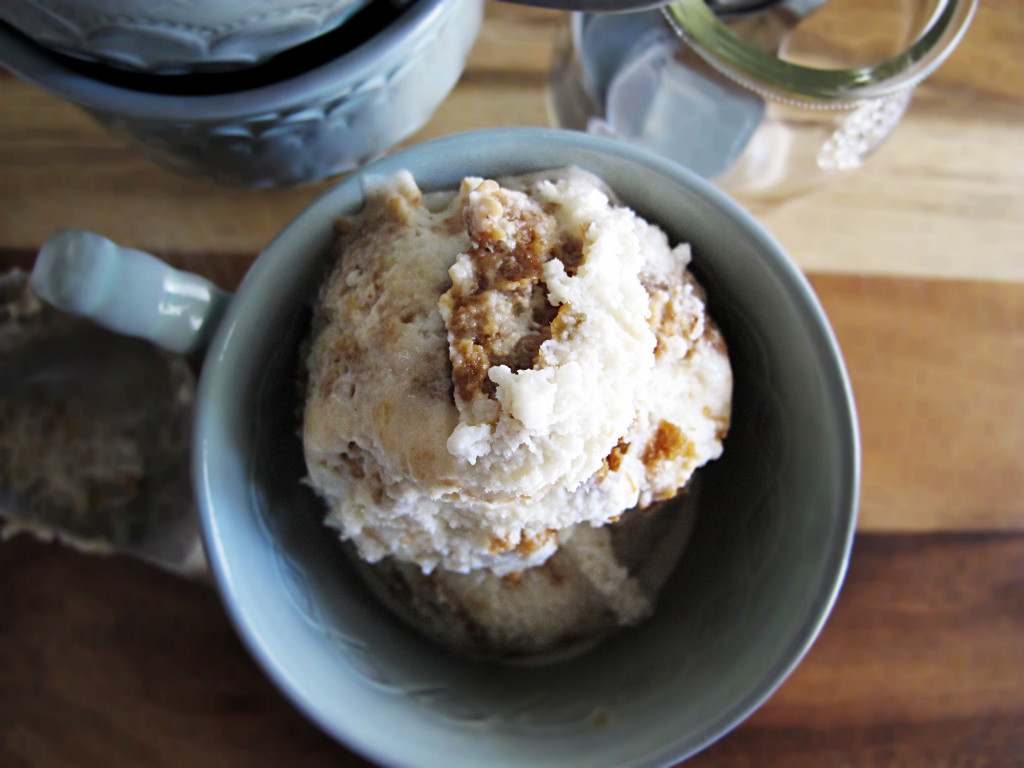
(302, 168, 731, 575)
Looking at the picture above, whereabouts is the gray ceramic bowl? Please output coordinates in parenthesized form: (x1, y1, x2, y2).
(31, 128, 859, 767)
(194, 128, 858, 766)
(0, 0, 483, 186)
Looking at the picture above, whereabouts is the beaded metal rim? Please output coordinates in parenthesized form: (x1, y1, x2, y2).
(663, 0, 977, 109)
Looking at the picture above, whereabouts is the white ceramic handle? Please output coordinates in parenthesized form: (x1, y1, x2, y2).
(30, 229, 232, 355)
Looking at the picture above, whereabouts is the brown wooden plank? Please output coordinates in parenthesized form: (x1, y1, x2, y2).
(928, 0, 1024, 101)
(0, 79, 335, 254)
(1, 533, 1022, 767)
(0, 538, 363, 768)
(685, 533, 1024, 768)
(0, 2, 1021, 282)
(462, 3, 562, 76)
(810, 275, 1024, 532)
(755, 91, 1024, 284)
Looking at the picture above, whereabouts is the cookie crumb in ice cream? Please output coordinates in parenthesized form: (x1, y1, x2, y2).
(301, 168, 731, 657)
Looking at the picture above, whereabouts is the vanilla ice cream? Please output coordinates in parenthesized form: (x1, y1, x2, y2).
(302, 167, 731, 577)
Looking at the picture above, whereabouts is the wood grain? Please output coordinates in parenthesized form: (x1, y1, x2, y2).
(809, 275, 1024, 532)
(0, 79, 329, 255)
(0, 1, 1021, 280)
(684, 533, 1024, 768)
(0, 540, 359, 768)
(740, 0, 1024, 282)
(2, 533, 1021, 768)
(758, 81, 1024, 282)
(1, 1, 1023, 765)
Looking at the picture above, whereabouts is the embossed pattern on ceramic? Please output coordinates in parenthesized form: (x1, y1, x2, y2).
(0, 0, 376, 73)
(194, 128, 859, 767)
(0, 0, 483, 186)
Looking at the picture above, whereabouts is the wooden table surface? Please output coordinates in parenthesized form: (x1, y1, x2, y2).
(2, 1, 1023, 766)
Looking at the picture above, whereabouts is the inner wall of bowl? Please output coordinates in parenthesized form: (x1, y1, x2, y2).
(198, 131, 855, 768)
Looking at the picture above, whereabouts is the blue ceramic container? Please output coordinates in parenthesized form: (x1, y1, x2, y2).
(0, 0, 483, 186)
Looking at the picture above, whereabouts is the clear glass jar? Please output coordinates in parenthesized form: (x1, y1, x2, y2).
(548, 0, 977, 203)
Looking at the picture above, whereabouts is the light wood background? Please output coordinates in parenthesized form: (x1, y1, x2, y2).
(1, 1, 1022, 766)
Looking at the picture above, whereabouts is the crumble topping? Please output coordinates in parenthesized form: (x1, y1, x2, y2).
(302, 168, 732, 574)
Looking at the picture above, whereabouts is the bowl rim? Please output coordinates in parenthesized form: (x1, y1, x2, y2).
(194, 126, 860, 768)
(0, 0, 455, 120)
